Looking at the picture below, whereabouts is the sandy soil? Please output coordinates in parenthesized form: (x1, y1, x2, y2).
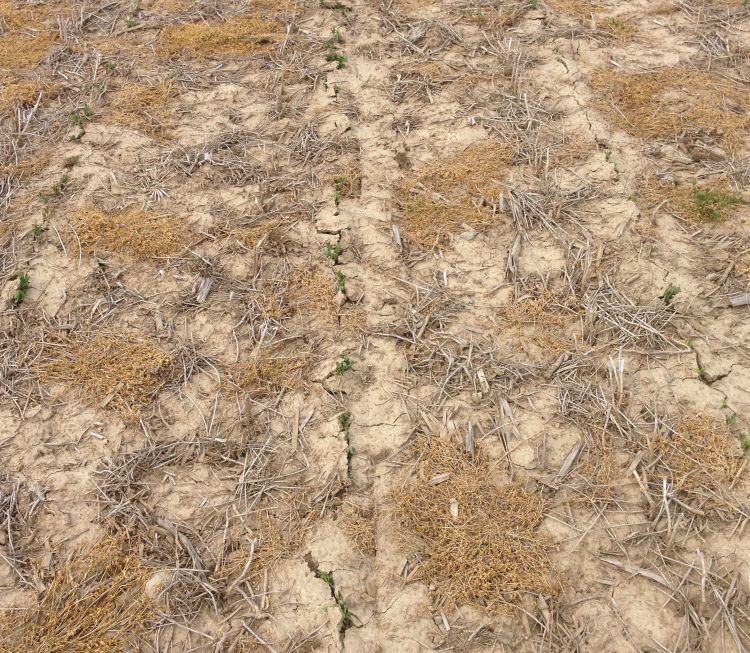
(2, 0, 750, 651)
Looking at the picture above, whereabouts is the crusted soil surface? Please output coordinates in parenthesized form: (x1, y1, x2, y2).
(2, 0, 750, 651)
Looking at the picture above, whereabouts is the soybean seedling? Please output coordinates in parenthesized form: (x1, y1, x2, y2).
(335, 354, 352, 375)
(339, 410, 352, 432)
(335, 271, 346, 293)
(13, 273, 30, 305)
(334, 176, 346, 205)
(659, 285, 680, 305)
(325, 242, 343, 264)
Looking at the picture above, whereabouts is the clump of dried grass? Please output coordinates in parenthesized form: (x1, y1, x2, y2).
(576, 433, 618, 501)
(234, 221, 280, 250)
(0, 33, 57, 70)
(0, 80, 40, 114)
(159, 15, 284, 58)
(334, 163, 362, 202)
(72, 207, 185, 259)
(216, 514, 304, 585)
(290, 267, 339, 323)
(398, 142, 513, 247)
(641, 179, 746, 223)
(502, 287, 579, 355)
(392, 437, 558, 607)
(231, 349, 308, 398)
(340, 500, 375, 556)
(0, 150, 50, 180)
(0, 538, 153, 653)
(548, 0, 601, 17)
(591, 69, 750, 151)
(41, 333, 175, 420)
(397, 195, 486, 248)
(108, 82, 176, 139)
(420, 142, 513, 200)
(655, 415, 743, 503)
(599, 16, 637, 39)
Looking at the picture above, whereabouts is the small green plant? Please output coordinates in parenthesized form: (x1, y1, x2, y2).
(727, 413, 738, 426)
(335, 354, 352, 375)
(335, 270, 346, 293)
(316, 569, 335, 587)
(325, 27, 341, 49)
(691, 188, 744, 222)
(325, 241, 343, 264)
(334, 176, 347, 205)
(13, 273, 30, 306)
(68, 105, 93, 126)
(315, 569, 354, 627)
(741, 433, 750, 451)
(69, 105, 93, 140)
(335, 590, 353, 627)
(51, 173, 70, 196)
(659, 285, 681, 305)
(64, 154, 81, 168)
(126, 17, 136, 27)
(339, 410, 352, 432)
(327, 53, 346, 69)
(105, 62, 117, 72)
(31, 223, 44, 237)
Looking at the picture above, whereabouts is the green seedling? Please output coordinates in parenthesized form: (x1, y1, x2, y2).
(31, 223, 44, 237)
(335, 354, 352, 375)
(336, 590, 353, 627)
(327, 53, 346, 69)
(68, 104, 92, 126)
(727, 413, 737, 426)
(741, 433, 750, 451)
(13, 273, 30, 305)
(325, 241, 343, 263)
(52, 173, 70, 195)
(315, 569, 335, 587)
(335, 270, 346, 293)
(339, 410, 352, 432)
(325, 27, 341, 49)
(64, 154, 81, 168)
(334, 176, 347, 205)
(659, 285, 681, 305)
(692, 188, 744, 222)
